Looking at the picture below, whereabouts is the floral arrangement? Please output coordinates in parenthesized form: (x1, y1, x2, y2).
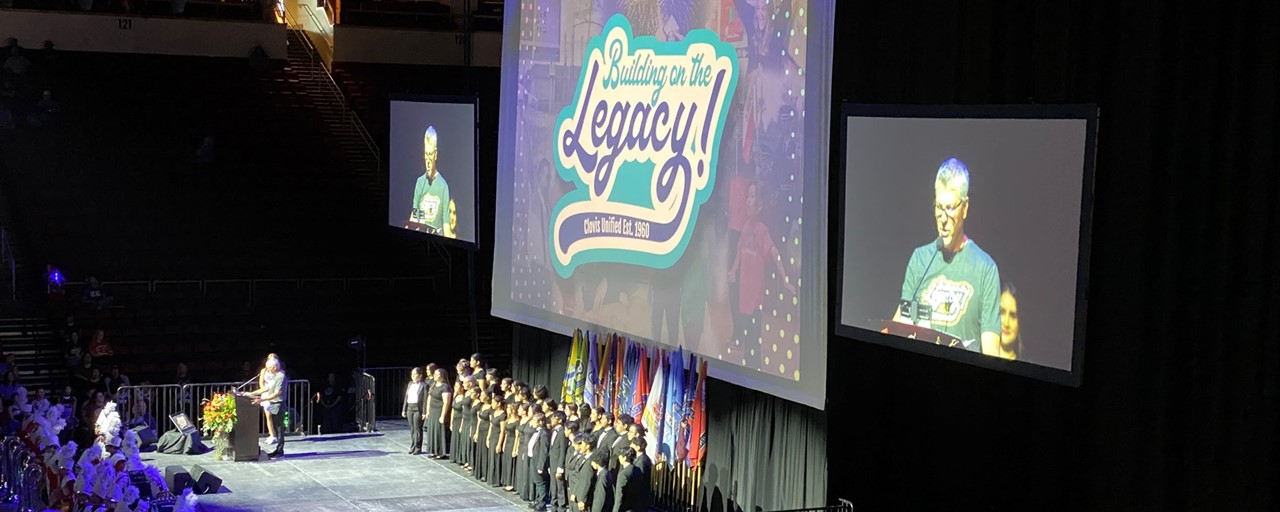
(201, 392, 236, 437)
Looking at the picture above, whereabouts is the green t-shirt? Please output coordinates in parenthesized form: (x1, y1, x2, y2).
(411, 172, 451, 234)
(899, 238, 1000, 352)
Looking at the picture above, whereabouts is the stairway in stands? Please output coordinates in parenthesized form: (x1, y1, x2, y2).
(0, 317, 62, 391)
(283, 29, 385, 200)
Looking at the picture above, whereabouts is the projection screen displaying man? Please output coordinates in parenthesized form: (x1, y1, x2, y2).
(409, 126, 452, 236)
(892, 158, 1002, 356)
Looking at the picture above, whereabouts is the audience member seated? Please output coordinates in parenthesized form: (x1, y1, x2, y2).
(31, 388, 50, 416)
(2, 47, 30, 78)
(84, 276, 114, 309)
(104, 364, 131, 400)
(72, 353, 95, 387)
(0, 371, 19, 401)
(28, 89, 59, 127)
(125, 398, 157, 433)
(85, 368, 107, 395)
(0, 353, 12, 379)
(88, 329, 113, 358)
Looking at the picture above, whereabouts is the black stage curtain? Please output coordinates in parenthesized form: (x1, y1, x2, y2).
(830, 1, 1279, 510)
(510, 325, 827, 512)
(510, 324, 573, 399)
(702, 378, 827, 512)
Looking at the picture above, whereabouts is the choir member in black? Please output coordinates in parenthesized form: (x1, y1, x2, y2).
(528, 414, 551, 511)
(470, 353, 486, 374)
(613, 449, 646, 512)
(502, 402, 521, 491)
(474, 389, 493, 479)
(565, 403, 580, 424)
(513, 403, 531, 494)
(424, 368, 452, 459)
(484, 368, 499, 393)
(520, 405, 540, 501)
(533, 384, 550, 405)
(584, 451, 615, 512)
(569, 435, 596, 511)
(485, 394, 507, 486)
(448, 372, 468, 463)
(542, 399, 558, 417)
(453, 383, 472, 468)
(501, 378, 514, 401)
(626, 424, 645, 444)
(629, 437, 652, 479)
(548, 412, 569, 512)
(592, 411, 616, 456)
(401, 367, 427, 455)
(606, 414, 633, 471)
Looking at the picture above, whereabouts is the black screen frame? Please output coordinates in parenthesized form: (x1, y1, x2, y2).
(833, 103, 1099, 387)
(387, 93, 482, 251)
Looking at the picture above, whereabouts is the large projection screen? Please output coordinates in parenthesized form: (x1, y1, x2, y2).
(836, 104, 1098, 385)
(388, 97, 479, 248)
(493, 0, 835, 409)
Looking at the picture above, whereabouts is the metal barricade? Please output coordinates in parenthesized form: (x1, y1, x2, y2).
(362, 367, 412, 422)
(118, 379, 313, 438)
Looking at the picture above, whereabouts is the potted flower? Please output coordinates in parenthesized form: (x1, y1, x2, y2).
(201, 393, 236, 460)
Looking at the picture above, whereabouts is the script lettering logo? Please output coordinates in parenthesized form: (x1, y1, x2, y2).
(551, 15, 739, 277)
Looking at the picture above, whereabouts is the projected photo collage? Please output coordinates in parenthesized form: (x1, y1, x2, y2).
(507, 0, 819, 381)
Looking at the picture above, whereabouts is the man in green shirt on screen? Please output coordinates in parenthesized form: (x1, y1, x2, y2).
(893, 158, 1001, 356)
(410, 126, 451, 236)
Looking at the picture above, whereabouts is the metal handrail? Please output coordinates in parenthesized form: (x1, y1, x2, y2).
(283, 7, 382, 175)
(117, 379, 314, 437)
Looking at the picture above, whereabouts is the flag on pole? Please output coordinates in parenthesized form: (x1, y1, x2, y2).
(675, 352, 697, 464)
(613, 336, 627, 416)
(641, 352, 666, 462)
(619, 341, 637, 418)
(562, 329, 585, 403)
(631, 345, 649, 420)
(585, 332, 599, 407)
(661, 348, 685, 461)
(601, 334, 616, 414)
(688, 358, 707, 467)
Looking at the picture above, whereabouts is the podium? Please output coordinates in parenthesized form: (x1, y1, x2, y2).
(880, 320, 964, 349)
(233, 395, 262, 461)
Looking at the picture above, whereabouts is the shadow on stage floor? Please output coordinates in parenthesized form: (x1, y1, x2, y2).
(143, 420, 528, 512)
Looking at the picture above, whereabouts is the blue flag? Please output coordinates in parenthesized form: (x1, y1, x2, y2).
(661, 348, 685, 460)
(585, 332, 599, 407)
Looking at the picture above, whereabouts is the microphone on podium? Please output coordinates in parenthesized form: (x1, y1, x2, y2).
(903, 242, 940, 325)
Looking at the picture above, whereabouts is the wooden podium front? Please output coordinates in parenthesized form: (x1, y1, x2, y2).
(879, 320, 964, 349)
(233, 395, 262, 461)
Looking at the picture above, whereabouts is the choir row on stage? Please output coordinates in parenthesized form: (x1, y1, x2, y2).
(404, 357, 654, 512)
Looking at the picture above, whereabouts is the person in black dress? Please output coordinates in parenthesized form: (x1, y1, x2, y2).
(518, 404, 536, 500)
(485, 394, 506, 486)
(457, 381, 475, 467)
(424, 368, 451, 459)
(465, 389, 483, 476)
(503, 402, 521, 491)
(401, 367, 427, 455)
(473, 388, 492, 478)
(449, 374, 467, 464)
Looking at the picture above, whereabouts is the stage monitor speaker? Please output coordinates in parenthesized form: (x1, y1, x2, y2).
(131, 425, 158, 447)
(165, 465, 193, 493)
(190, 464, 223, 494)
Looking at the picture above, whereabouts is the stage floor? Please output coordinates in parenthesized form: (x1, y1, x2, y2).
(144, 420, 528, 512)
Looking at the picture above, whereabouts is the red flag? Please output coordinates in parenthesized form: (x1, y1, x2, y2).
(632, 345, 650, 420)
(688, 359, 708, 467)
(614, 336, 627, 417)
